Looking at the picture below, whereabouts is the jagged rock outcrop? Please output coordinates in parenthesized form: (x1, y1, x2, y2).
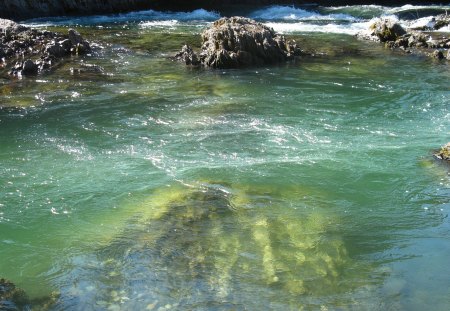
(0, 18, 91, 77)
(358, 18, 450, 60)
(176, 17, 301, 68)
(368, 19, 407, 43)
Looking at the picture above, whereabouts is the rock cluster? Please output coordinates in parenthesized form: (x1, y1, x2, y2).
(1, 18, 91, 77)
(176, 17, 302, 68)
(358, 17, 450, 60)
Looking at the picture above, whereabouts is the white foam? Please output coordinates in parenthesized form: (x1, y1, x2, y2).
(266, 21, 371, 35)
(249, 5, 359, 22)
(25, 8, 220, 26)
(139, 20, 178, 28)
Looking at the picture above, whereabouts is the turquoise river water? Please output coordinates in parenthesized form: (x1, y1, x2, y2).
(1, 5, 450, 311)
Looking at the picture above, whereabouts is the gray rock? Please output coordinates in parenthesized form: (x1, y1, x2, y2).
(175, 44, 200, 66)
(0, 18, 28, 34)
(195, 17, 301, 68)
(447, 49, 450, 60)
(368, 19, 407, 42)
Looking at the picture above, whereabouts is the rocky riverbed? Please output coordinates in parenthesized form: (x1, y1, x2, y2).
(0, 19, 91, 77)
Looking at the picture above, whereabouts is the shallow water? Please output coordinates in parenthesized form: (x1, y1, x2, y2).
(1, 5, 450, 311)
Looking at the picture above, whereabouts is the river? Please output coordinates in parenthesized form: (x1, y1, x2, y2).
(1, 4, 449, 310)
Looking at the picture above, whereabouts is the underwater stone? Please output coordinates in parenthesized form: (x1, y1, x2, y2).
(0, 278, 30, 310)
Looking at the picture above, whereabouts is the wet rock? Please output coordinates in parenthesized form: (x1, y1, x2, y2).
(368, 19, 407, 42)
(0, 278, 31, 310)
(431, 50, 444, 59)
(434, 14, 450, 30)
(358, 17, 449, 60)
(22, 59, 38, 75)
(177, 17, 301, 69)
(68, 28, 91, 54)
(1, 18, 92, 77)
(45, 42, 66, 58)
(175, 44, 200, 66)
(434, 143, 450, 161)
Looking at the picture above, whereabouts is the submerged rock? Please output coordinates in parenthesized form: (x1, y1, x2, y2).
(434, 142, 450, 162)
(51, 181, 381, 309)
(0, 278, 30, 310)
(176, 17, 302, 68)
(0, 18, 91, 77)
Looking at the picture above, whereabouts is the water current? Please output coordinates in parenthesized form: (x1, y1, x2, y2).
(1, 4, 450, 310)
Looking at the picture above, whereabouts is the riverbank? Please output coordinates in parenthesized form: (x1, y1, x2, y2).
(0, 0, 444, 20)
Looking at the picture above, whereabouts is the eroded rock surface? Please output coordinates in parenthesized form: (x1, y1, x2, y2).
(358, 17, 450, 60)
(0, 18, 91, 77)
(176, 17, 302, 68)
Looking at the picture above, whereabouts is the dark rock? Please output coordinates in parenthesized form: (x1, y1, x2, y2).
(68, 29, 90, 54)
(431, 50, 444, 59)
(2, 18, 92, 76)
(22, 59, 38, 75)
(45, 42, 66, 58)
(59, 39, 72, 52)
(0, 278, 31, 310)
(434, 14, 450, 30)
(181, 17, 301, 69)
(175, 44, 200, 66)
(434, 143, 450, 161)
(369, 19, 407, 42)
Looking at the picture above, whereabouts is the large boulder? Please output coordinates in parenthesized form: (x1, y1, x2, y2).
(177, 17, 301, 68)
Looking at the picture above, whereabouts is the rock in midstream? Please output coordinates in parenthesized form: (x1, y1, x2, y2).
(357, 17, 450, 60)
(176, 17, 302, 68)
(0, 18, 91, 77)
